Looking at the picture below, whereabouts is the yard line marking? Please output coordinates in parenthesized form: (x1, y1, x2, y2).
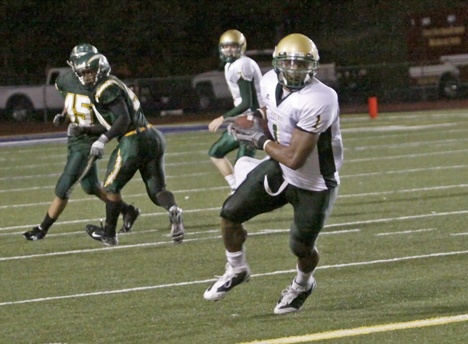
(2, 207, 468, 237)
(344, 164, 468, 179)
(1, 178, 468, 213)
(375, 228, 436, 236)
(0, 229, 359, 260)
(349, 137, 468, 151)
(346, 148, 468, 163)
(338, 183, 468, 198)
(239, 314, 468, 344)
(0, 250, 466, 307)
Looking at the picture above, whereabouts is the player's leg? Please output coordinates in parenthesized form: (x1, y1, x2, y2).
(209, 131, 240, 192)
(140, 127, 184, 243)
(86, 143, 138, 246)
(204, 159, 287, 301)
(274, 186, 338, 314)
(80, 158, 140, 233)
(24, 148, 87, 240)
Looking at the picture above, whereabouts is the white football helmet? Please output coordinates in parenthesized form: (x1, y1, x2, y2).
(273, 33, 320, 90)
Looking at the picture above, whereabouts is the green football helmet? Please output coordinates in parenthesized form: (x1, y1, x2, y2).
(67, 43, 98, 68)
(272, 33, 320, 90)
(72, 52, 111, 87)
(218, 29, 246, 63)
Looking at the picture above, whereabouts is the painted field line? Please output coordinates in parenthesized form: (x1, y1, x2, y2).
(239, 314, 468, 343)
(0, 250, 466, 307)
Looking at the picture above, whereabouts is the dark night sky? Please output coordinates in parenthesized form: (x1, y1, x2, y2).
(1, 0, 467, 85)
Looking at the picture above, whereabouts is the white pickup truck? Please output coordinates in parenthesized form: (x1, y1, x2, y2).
(0, 67, 69, 122)
(192, 49, 339, 111)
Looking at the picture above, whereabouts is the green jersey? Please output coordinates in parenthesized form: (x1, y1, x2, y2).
(55, 69, 98, 150)
(53, 69, 102, 198)
(88, 75, 149, 134)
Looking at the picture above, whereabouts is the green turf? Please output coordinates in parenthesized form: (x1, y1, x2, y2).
(1, 110, 467, 344)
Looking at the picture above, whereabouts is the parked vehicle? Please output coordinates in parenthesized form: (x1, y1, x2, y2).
(192, 49, 339, 111)
(124, 76, 199, 116)
(407, 7, 468, 99)
(0, 68, 69, 122)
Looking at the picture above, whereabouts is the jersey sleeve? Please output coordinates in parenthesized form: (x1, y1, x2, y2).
(297, 90, 339, 134)
(54, 73, 68, 96)
(238, 60, 256, 82)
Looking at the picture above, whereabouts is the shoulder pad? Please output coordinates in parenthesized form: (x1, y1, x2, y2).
(95, 80, 122, 105)
(55, 70, 76, 94)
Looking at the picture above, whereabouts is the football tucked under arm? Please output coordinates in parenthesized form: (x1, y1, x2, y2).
(228, 113, 272, 150)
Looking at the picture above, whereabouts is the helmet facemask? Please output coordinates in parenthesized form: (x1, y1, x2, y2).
(73, 53, 111, 88)
(67, 43, 98, 69)
(219, 42, 243, 63)
(273, 56, 318, 90)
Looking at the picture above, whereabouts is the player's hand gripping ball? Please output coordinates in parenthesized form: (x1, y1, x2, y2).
(232, 114, 270, 135)
(228, 114, 272, 150)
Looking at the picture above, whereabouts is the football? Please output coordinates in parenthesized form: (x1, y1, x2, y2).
(233, 114, 271, 138)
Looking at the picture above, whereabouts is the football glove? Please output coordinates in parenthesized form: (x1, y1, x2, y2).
(90, 134, 109, 158)
(228, 118, 270, 150)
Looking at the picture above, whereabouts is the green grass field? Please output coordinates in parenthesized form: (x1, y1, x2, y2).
(1, 110, 467, 344)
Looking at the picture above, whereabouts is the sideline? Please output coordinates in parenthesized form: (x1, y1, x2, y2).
(239, 314, 468, 343)
(0, 122, 209, 147)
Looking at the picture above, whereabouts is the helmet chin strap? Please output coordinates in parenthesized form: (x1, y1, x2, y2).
(303, 74, 312, 85)
(278, 71, 314, 90)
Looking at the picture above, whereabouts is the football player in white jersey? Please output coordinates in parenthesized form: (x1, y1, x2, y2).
(207, 29, 264, 193)
(204, 33, 343, 315)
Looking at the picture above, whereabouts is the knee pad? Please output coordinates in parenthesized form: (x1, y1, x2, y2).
(80, 179, 101, 196)
(289, 235, 315, 258)
(220, 196, 241, 222)
(55, 174, 74, 199)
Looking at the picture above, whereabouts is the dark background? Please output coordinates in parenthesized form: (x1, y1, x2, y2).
(1, 0, 467, 85)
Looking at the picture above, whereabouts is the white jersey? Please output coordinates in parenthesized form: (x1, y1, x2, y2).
(261, 69, 343, 191)
(224, 55, 264, 108)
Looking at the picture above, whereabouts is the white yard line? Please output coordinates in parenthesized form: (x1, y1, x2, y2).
(0, 249, 466, 307)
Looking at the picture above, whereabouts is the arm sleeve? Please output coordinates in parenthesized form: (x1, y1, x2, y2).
(82, 123, 107, 136)
(222, 78, 253, 118)
(103, 98, 131, 140)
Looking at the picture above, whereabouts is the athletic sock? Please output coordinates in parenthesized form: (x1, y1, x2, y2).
(294, 265, 314, 288)
(40, 213, 56, 231)
(226, 248, 246, 269)
(225, 174, 236, 190)
(105, 200, 122, 236)
(120, 202, 130, 214)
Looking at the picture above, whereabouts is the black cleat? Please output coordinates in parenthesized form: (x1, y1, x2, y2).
(203, 263, 251, 301)
(169, 206, 185, 244)
(86, 224, 118, 246)
(273, 278, 316, 314)
(119, 205, 141, 233)
(23, 226, 47, 241)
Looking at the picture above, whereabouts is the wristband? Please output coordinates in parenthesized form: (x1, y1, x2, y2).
(263, 139, 272, 151)
(253, 108, 266, 119)
(98, 134, 109, 144)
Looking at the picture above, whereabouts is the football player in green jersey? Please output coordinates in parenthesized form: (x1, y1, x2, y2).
(68, 51, 185, 246)
(23, 44, 140, 241)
